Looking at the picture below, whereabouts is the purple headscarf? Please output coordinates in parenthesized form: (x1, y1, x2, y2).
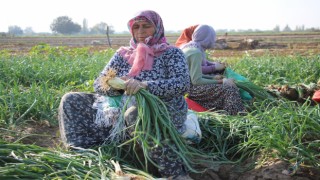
(180, 24, 216, 65)
(118, 10, 171, 77)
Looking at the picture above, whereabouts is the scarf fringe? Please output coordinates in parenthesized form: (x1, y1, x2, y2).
(104, 114, 127, 143)
(93, 95, 129, 144)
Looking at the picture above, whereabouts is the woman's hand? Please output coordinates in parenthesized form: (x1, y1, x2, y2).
(213, 62, 226, 71)
(122, 77, 147, 95)
(222, 78, 237, 88)
(213, 75, 224, 80)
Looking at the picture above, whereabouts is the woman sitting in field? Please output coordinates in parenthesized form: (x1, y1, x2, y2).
(180, 24, 246, 115)
(176, 24, 226, 75)
(59, 10, 193, 179)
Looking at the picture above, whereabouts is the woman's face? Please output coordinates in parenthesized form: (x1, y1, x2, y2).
(132, 20, 156, 43)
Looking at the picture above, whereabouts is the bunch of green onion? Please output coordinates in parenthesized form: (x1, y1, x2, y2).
(0, 142, 152, 179)
(223, 67, 274, 101)
(234, 80, 275, 101)
(100, 69, 218, 173)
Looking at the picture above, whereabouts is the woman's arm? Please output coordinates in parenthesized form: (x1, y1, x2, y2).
(185, 49, 221, 85)
(202, 64, 215, 74)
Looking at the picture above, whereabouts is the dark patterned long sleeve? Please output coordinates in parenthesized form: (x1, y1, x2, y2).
(146, 48, 190, 98)
(93, 54, 125, 96)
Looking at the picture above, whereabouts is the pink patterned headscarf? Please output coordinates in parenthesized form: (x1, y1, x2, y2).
(118, 10, 171, 77)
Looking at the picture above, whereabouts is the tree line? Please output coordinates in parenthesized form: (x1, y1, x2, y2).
(3, 16, 320, 36)
(4, 16, 115, 36)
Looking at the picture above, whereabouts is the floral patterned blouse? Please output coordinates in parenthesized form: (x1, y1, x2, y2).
(93, 47, 190, 133)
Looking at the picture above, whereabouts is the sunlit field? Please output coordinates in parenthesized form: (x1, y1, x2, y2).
(0, 33, 319, 179)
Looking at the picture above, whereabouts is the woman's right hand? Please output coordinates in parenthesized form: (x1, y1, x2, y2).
(222, 78, 237, 87)
(123, 78, 147, 95)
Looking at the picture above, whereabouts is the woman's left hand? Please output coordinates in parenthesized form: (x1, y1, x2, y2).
(213, 62, 226, 71)
(123, 78, 147, 95)
(213, 75, 224, 80)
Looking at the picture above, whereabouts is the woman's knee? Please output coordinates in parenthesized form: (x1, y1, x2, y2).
(61, 92, 83, 103)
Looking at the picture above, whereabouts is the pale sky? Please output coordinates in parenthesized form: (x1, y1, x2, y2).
(1, 0, 319, 33)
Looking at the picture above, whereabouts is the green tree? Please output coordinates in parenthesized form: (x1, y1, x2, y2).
(8, 25, 23, 35)
(82, 18, 89, 34)
(273, 25, 280, 32)
(24, 27, 35, 35)
(295, 25, 305, 31)
(90, 22, 114, 34)
(283, 24, 292, 32)
(50, 16, 81, 34)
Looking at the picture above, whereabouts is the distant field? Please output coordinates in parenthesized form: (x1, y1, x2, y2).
(1, 32, 320, 57)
